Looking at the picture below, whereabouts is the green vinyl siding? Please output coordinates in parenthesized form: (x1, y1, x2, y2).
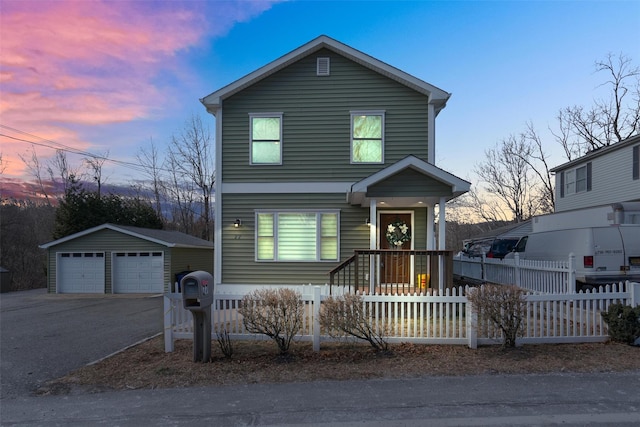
(367, 169, 453, 198)
(169, 248, 215, 289)
(221, 194, 429, 285)
(221, 193, 369, 285)
(221, 49, 430, 183)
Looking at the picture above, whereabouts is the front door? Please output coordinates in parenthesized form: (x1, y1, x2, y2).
(380, 213, 412, 284)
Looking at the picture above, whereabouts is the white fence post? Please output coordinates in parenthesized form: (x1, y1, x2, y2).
(630, 281, 640, 307)
(568, 253, 576, 294)
(313, 286, 321, 351)
(466, 287, 477, 349)
(514, 252, 521, 288)
(163, 293, 174, 353)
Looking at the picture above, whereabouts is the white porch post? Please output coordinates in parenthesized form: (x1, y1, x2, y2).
(369, 199, 377, 250)
(438, 197, 446, 250)
(369, 199, 377, 293)
(427, 203, 436, 250)
(438, 197, 446, 292)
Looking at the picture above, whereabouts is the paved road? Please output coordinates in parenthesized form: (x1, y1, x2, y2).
(0, 288, 162, 400)
(2, 371, 640, 426)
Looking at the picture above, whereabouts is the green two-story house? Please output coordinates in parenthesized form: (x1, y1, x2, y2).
(201, 35, 469, 294)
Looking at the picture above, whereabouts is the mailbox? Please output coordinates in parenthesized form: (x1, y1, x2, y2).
(180, 270, 214, 362)
(181, 271, 213, 310)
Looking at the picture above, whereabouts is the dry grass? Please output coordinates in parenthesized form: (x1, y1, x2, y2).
(38, 336, 640, 396)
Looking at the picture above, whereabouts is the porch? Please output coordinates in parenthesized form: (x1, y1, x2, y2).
(329, 249, 454, 294)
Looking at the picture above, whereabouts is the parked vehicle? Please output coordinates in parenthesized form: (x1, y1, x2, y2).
(486, 238, 519, 259)
(506, 225, 640, 290)
(463, 240, 491, 258)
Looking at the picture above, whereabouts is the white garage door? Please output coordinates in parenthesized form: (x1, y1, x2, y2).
(113, 252, 164, 293)
(57, 252, 105, 293)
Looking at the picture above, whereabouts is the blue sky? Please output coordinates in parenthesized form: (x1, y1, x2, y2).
(2, 0, 639, 194)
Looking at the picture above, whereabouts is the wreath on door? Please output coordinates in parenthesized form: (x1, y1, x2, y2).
(386, 219, 411, 247)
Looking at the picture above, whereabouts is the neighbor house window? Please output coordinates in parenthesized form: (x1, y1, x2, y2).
(351, 111, 384, 163)
(561, 162, 592, 196)
(256, 211, 339, 262)
(633, 145, 639, 180)
(250, 113, 282, 164)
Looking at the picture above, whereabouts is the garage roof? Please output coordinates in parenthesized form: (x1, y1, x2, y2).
(40, 223, 214, 249)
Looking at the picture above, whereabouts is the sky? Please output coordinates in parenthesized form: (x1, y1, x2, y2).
(1, 0, 639, 199)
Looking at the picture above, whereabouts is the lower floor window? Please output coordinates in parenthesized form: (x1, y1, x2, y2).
(256, 211, 339, 261)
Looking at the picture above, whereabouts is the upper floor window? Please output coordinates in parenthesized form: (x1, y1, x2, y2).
(256, 211, 339, 262)
(250, 113, 282, 165)
(633, 145, 639, 180)
(560, 162, 591, 197)
(351, 111, 384, 164)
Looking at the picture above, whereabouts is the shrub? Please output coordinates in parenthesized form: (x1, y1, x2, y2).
(237, 288, 303, 355)
(215, 328, 234, 359)
(467, 284, 526, 348)
(601, 303, 640, 345)
(320, 293, 389, 352)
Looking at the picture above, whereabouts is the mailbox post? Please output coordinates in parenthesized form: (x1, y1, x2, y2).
(181, 271, 214, 362)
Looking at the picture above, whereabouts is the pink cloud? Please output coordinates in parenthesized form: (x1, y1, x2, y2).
(0, 0, 281, 179)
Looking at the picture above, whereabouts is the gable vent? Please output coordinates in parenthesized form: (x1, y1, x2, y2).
(317, 57, 330, 76)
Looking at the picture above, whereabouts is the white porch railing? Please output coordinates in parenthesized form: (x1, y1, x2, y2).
(453, 253, 577, 294)
(163, 281, 639, 352)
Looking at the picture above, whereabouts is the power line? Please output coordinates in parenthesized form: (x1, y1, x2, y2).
(0, 125, 175, 175)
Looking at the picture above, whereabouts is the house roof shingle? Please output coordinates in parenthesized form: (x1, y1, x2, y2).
(39, 223, 214, 249)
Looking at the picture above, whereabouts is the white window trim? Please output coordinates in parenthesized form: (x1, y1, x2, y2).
(254, 209, 340, 262)
(350, 110, 385, 164)
(564, 164, 588, 195)
(249, 112, 283, 165)
(564, 169, 576, 195)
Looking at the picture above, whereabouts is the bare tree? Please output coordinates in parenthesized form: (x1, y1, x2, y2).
(19, 146, 53, 205)
(167, 115, 215, 240)
(462, 53, 638, 225)
(506, 123, 555, 213)
(84, 151, 109, 197)
(0, 152, 6, 175)
(555, 53, 639, 159)
(473, 137, 543, 223)
(164, 152, 197, 235)
(46, 150, 81, 197)
(136, 138, 167, 222)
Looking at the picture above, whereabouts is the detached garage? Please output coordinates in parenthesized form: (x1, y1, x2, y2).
(40, 223, 214, 294)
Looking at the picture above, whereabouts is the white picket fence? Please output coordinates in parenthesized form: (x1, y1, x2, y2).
(163, 281, 640, 352)
(453, 253, 576, 293)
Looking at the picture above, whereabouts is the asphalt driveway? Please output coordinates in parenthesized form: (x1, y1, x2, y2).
(0, 288, 162, 399)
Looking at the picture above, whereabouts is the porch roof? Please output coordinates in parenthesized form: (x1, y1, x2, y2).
(347, 156, 471, 207)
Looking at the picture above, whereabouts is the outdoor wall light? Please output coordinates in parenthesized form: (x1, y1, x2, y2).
(366, 218, 371, 227)
(234, 218, 242, 228)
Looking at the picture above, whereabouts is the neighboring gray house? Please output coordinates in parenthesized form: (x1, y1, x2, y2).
(200, 35, 469, 290)
(551, 134, 640, 213)
(40, 224, 213, 294)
